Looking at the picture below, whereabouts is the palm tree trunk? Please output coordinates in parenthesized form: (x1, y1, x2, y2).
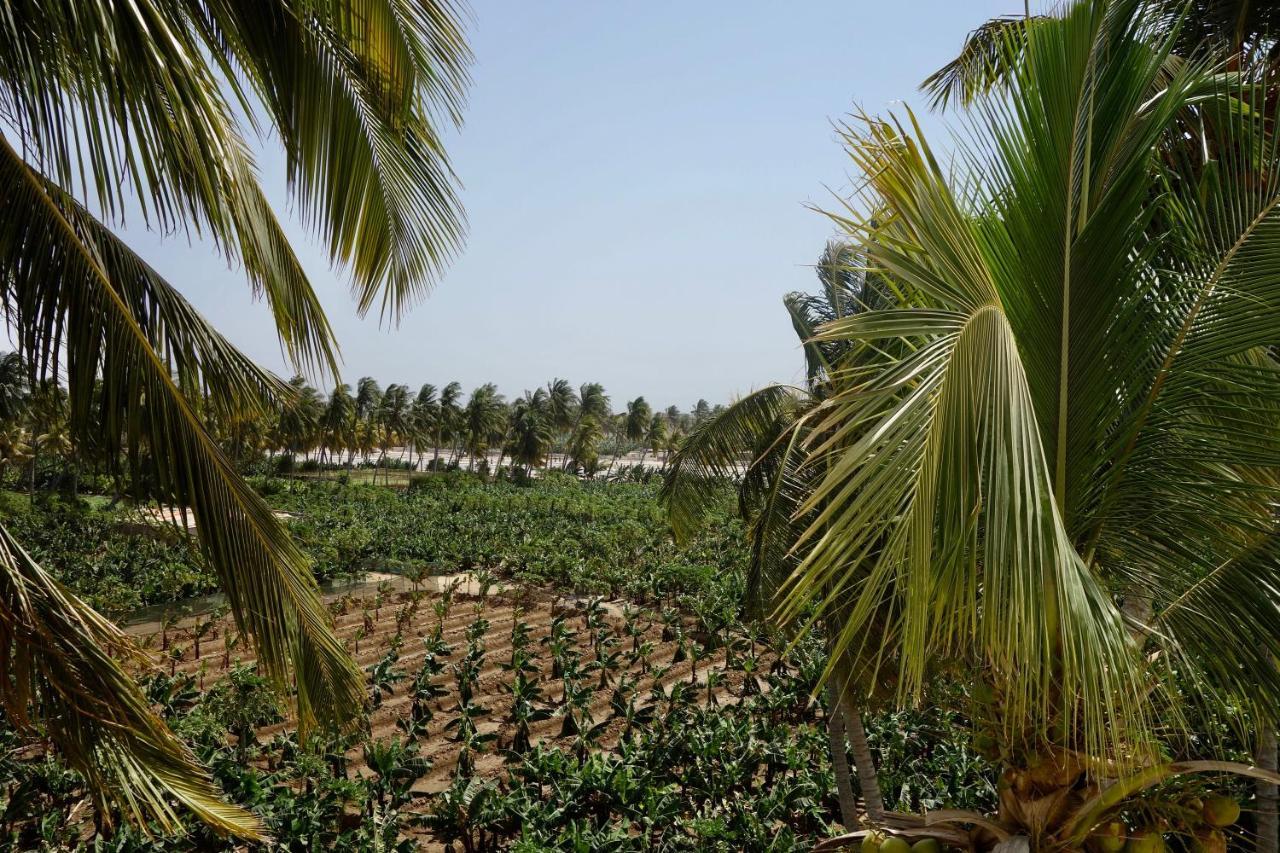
(841, 694, 885, 821)
(1258, 727, 1278, 853)
(827, 686, 859, 829)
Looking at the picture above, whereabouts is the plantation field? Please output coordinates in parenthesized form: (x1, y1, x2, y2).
(2, 475, 995, 851)
(142, 582, 788, 849)
(130, 576, 994, 851)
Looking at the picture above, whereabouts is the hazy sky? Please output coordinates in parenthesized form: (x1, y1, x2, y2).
(115, 0, 1015, 411)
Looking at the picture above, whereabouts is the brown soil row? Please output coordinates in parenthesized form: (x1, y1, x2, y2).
(141, 588, 769, 847)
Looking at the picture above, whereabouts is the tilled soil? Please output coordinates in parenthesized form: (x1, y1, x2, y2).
(141, 587, 769, 848)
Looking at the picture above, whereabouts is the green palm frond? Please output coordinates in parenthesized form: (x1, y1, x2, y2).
(919, 14, 1040, 111)
(0, 0, 342, 376)
(0, 522, 261, 837)
(660, 384, 808, 543)
(189, 0, 472, 318)
(0, 138, 365, 821)
(778, 0, 1280, 761)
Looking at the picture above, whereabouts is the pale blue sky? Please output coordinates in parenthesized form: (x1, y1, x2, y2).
(118, 0, 1015, 411)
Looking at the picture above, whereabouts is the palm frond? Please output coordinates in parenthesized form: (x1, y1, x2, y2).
(0, 139, 365, 759)
(920, 15, 1041, 111)
(0, 0, 341, 375)
(190, 0, 472, 318)
(0, 522, 261, 837)
(660, 384, 809, 544)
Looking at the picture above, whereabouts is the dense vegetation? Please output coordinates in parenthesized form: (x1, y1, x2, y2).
(271, 473, 745, 607)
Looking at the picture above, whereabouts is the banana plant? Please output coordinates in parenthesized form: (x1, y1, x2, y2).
(503, 670, 552, 756)
(418, 776, 496, 853)
(445, 701, 495, 779)
(367, 648, 406, 709)
(362, 738, 429, 812)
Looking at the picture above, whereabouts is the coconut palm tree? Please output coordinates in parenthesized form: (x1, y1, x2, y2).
(508, 391, 554, 479)
(777, 2, 1280, 847)
(0, 0, 470, 835)
(567, 415, 605, 476)
(375, 383, 411, 482)
(544, 378, 578, 470)
(661, 239, 891, 826)
(322, 383, 356, 467)
(411, 383, 440, 470)
(273, 376, 324, 463)
(355, 377, 384, 424)
(921, 0, 1280, 112)
(564, 382, 610, 471)
(642, 412, 666, 467)
(440, 381, 464, 468)
(463, 383, 506, 472)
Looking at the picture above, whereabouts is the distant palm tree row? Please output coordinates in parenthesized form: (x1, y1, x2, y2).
(212, 373, 723, 480)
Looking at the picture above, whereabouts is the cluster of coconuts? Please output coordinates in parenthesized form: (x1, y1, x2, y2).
(861, 832, 944, 853)
(1087, 794, 1239, 853)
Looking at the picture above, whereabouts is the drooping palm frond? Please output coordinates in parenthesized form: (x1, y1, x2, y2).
(0, 0, 471, 328)
(920, 15, 1042, 111)
(0, 0, 344, 376)
(0, 523, 260, 837)
(660, 384, 808, 544)
(0, 137, 365, 830)
(189, 0, 472, 318)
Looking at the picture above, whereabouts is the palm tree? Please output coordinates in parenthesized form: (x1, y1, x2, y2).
(0, 0, 470, 835)
(567, 415, 605, 476)
(322, 383, 356, 467)
(777, 2, 1280, 847)
(274, 376, 323, 462)
(642, 412, 666, 467)
(921, 0, 1280, 112)
(662, 240, 889, 826)
(564, 382, 610, 471)
(508, 391, 554, 479)
(615, 396, 651, 474)
(544, 378, 578, 470)
(411, 383, 440, 470)
(440, 381, 464, 468)
(463, 383, 507, 473)
(376, 383, 411, 482)
(355, 376, 384, 424)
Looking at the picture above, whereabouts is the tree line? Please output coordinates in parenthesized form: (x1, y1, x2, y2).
(0, 356, 726, 490)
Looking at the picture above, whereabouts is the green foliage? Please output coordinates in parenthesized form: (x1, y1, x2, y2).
(274, 474, 748, 610)
(1, 493, 212, 617)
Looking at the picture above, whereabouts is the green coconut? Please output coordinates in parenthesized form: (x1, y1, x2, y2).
(861, 832, 884, 853)
(1125, 829, 1166, 853)
(1202, 795, 1241, 828)
(880, 836, 912, 853)
(1090, 820, 1126, 853)
(910, 838, 942, 853)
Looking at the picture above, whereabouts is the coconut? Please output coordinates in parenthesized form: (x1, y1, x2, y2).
(910, 838, 942, 853)
(861, 832, 884, 853)
(1090, 820, 1126, 853)
(1202, 795, 1240, 827)
(1193, 828, 1227, 853)
(1125, 829, 1166, 853)
(880, 836, 912, 853)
